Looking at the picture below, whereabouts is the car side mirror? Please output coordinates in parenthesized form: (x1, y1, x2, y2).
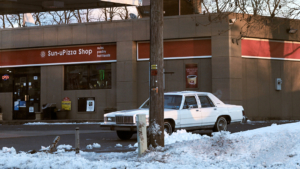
(188, 105, 193, 109)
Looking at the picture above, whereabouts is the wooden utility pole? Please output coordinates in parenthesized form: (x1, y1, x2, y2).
(149, 0, 164, 148)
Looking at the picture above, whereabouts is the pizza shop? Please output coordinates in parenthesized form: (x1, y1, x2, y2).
(0, 43, 117, 120)
(0, 36, 213, 121)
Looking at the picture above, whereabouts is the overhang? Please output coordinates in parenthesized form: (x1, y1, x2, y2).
(0, 0, 139, 15)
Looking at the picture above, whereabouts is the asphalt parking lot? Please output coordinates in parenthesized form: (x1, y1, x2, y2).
(0, 120, 297, 153)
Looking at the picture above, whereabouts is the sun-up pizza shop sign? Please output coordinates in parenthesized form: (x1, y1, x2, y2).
(0, 44, 116, 68)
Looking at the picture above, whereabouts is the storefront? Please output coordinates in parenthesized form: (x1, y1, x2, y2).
(0, 43, 117, 120)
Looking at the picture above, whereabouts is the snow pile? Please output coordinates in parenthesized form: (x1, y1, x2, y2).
(1, 122, 300, 168)
(86, 143, 101, 149)
(92, 143, 101, 148)
(57, 144, 72, 150)
(115, 144, 122, 147)
(40, 146, 50, 151)
(86, 145, 93, 149)
(2, 147, 16, 154)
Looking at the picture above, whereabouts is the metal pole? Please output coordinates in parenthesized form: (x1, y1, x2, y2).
(75, 127, 80, 154)
(136, 114, 147, 156)
(149, 0, 164, 148)
(179, 0, 181, 15)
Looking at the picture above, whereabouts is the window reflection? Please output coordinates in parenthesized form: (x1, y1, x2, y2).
(64, 63, 111, 90)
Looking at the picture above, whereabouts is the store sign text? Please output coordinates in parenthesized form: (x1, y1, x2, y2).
(46, 49, 93, 57)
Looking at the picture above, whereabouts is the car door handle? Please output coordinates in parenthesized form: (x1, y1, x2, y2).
(214, 108, 217, 110)
(196, 109, 199, 111)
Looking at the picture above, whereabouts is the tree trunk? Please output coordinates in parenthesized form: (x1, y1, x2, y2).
(149, 0, 164, 148)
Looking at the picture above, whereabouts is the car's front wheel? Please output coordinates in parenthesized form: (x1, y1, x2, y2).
(116, 131, 134, 140)
(164, 121, 173, 135)
(213, 117, 228, 132)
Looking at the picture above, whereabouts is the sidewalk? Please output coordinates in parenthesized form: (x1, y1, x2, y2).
(0, 119, 103, 125)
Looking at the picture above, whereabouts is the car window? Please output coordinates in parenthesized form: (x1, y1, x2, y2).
(183, 96, 198, 109)
(198, 96, 215, 108)
(140, 95, 182, 110)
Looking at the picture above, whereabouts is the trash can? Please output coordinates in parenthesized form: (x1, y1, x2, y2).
(42, 103, 57, 120)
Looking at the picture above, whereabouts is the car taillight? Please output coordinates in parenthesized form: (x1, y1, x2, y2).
(243, 110, 245, 116)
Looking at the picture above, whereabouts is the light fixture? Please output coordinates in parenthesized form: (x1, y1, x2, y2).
(42, 1, 64, 9)
(287, 28, 298, 34)
(229, 18, 236, 25)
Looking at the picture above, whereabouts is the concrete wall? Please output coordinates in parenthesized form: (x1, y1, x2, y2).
(230, 13, 300, 120)
(242, 59, 300, 120)
(41, 64, 116, 120)
(137, 59, 212, 106)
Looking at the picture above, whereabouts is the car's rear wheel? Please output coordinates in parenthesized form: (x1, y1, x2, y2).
(116, 131, 134, 140)
(213, 117, 228, 132)
(164, 121, 173, 135)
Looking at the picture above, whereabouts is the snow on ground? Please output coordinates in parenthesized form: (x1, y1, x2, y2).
(24, 122, 101, 125)
(1, 122, 300, 168)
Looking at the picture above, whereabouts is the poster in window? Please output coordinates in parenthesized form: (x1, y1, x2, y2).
(185, 64, 198, 88)
(14, 101, 19, 111)
(86, 100, 95, 112)
(29, 106, 34, 113)
(19, 101, 26, 107)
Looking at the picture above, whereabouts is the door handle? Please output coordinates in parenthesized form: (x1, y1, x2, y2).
(214, 108, 217, 110)
(196, 109, 199, 111)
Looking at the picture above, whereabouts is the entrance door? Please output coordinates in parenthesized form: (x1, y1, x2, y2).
(13, 73, 40, 120)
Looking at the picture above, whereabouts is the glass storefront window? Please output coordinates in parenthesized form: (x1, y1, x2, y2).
(64, 63, 111, 90)
(0, 68, 14, 92)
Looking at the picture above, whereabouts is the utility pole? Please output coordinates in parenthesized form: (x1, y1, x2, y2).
(149, 0, 164, 148)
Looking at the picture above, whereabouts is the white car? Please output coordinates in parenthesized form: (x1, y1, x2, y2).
(100, 91, 245, 140)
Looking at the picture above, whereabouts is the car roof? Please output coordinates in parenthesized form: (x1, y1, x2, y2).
(164, 91, 210, 95)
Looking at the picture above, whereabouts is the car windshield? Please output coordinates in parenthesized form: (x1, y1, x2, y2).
(141, 95, 182, 110)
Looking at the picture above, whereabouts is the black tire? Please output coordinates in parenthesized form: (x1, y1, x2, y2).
(213, 117, 228, 132)
(164, 121, 173, 135)
(116, 131, 133, 140)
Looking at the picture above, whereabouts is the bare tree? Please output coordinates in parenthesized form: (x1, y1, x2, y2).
(0, 14, 5, 28)
(48, 10, 75, 25)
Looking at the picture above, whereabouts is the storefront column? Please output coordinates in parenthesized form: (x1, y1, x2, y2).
(0, 93, 13, 120)
(211, 31, 242, 105)
(116, 41, 137, 110)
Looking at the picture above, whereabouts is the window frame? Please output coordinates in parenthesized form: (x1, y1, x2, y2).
(64, 63, 112, 90)
(182, 95, 199, 109)
(198, 95, 215, 108)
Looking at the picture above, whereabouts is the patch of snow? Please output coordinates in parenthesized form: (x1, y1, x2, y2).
(56, 149, 65, 153)
(40, 146, 50, 151)
(148, 121, 162, 136)
(24, 122, 101, 125)
(86, 145, 93, 149)
(92, 143, 101, 148)
(115, 144, 122, 147)
(2, 147, 16, 154)
(57, 144, 72, 150)
(128, 144, 134, 148)
(133, 143, 138, 147)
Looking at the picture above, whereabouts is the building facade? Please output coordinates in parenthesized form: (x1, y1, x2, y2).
(0, 14, 300, 121)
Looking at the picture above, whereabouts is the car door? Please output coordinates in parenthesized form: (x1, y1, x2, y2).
(179, 95, 201, 128)
(198, 95, 218, 127)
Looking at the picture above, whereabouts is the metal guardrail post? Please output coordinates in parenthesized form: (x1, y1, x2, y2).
(75, 127, 80, 154)
(136, 114, 147, 156)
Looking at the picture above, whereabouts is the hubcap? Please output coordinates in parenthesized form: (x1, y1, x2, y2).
(218, 118, 227, 131)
